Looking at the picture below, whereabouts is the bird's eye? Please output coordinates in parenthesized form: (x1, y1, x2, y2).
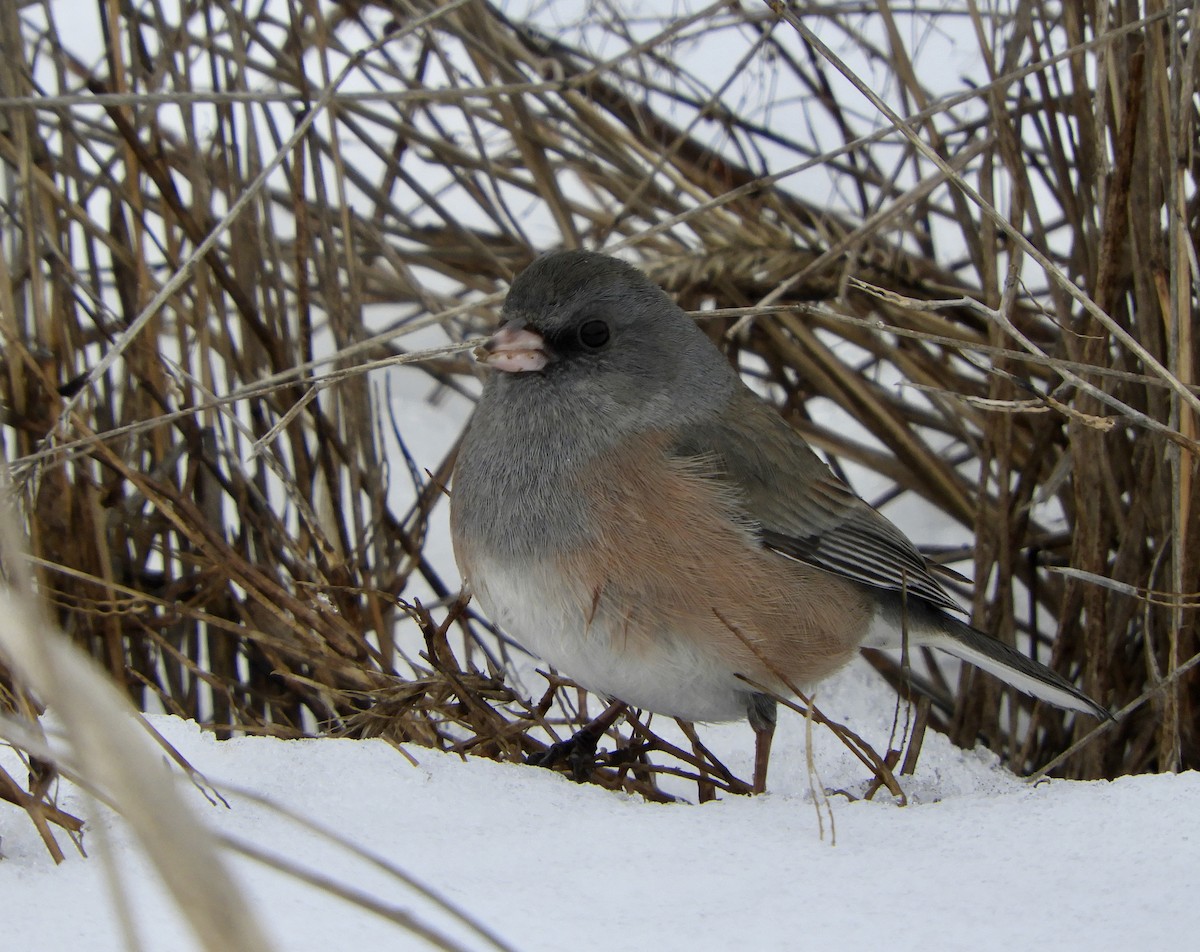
(578, 319, 610, 349)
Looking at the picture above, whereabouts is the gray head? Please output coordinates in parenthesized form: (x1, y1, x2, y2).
(475, 250, 736, 432)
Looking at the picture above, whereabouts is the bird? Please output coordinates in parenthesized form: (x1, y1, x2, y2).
(449, 249, 1107, 793)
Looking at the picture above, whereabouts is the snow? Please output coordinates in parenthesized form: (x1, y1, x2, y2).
(3, 661, 1197, 951)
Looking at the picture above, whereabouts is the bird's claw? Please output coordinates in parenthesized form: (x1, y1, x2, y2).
(527, 729, 602, 782)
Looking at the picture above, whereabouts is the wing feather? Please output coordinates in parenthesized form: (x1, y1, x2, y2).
(669, 388, 965, 617)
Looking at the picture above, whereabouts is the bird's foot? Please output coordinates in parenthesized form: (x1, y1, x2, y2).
(527, 727, 602, 782)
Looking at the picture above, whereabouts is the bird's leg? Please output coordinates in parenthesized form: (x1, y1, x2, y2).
(527, 700, 627, 781)
(748, 693, 778, 795)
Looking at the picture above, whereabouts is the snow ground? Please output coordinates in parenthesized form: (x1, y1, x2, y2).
(3, 659, 1197, 952)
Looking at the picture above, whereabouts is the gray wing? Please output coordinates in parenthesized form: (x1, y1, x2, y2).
(671, 388, 965, 617)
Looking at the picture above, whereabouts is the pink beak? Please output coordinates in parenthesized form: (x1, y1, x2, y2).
(473, 324, 549, 373)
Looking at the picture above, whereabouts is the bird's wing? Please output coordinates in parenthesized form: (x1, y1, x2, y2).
(669, 387, 965, 616)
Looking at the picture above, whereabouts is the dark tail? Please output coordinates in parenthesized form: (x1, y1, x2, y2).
(923, 613, 1110, 720)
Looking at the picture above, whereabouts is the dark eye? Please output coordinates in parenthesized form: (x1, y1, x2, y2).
(578, 319, 610, 349)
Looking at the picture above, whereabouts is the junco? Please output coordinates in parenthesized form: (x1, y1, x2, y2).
(450, 249, 1106, 792)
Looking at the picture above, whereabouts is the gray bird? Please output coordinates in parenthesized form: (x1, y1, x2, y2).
(450, 249, 1106, 792)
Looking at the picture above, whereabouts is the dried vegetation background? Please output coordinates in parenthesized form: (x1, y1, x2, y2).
(1, 0, 1198, 854)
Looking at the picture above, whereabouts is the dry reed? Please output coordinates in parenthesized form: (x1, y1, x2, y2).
(1, 0, 1197, 869)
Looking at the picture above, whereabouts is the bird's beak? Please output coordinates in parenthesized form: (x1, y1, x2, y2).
(473, 323, 549, 373)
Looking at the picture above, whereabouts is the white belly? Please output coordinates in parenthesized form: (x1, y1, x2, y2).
(469, 554, 751, 723)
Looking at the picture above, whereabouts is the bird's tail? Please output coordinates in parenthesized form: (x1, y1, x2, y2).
(921, 612, 1109, 719)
